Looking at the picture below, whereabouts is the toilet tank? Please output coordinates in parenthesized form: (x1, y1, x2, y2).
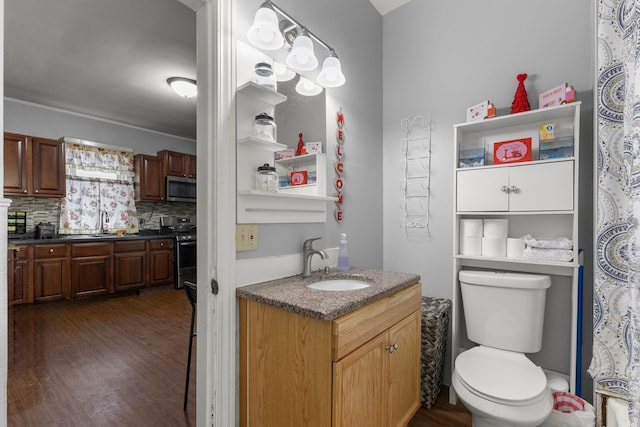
(459, 270, 551, 353)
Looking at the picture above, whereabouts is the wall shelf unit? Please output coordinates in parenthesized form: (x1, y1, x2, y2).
(451, 102, 582, 402)
(236, 82, 335, 224)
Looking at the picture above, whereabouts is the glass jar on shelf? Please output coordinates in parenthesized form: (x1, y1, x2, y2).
(253, 113, 277, 142)
(252, 62, 277, 91)
(255, 163, 278, 192)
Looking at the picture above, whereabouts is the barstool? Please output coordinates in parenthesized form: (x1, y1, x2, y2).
(183, 281, 197, 411)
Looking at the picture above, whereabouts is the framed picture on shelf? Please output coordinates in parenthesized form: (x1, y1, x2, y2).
(493, 137, 532, 164)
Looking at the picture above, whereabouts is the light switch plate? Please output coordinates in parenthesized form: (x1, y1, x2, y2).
(236, 224, 258, 251)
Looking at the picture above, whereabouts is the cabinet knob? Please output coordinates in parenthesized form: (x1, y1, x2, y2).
(49, 248, 54, 253)
(34, 189, 39, 193)
(23, 190, 28, 193)
(509, 185, 519, 193)
(386, 343, 399, 353)
(160, 243, 164, 247)
(500, 186, 510, 193)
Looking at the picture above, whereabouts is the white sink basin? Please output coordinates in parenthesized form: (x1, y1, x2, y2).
(307, 279, 371, 291)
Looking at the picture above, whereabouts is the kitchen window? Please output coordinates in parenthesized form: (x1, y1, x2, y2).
(59, 141, 139, 234)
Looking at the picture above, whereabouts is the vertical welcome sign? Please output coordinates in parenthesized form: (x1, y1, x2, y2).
(335, 109, 345, 223)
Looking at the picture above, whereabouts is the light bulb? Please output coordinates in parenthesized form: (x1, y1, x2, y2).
(286, 31, 318, 71)
(317, 54, 345, 88)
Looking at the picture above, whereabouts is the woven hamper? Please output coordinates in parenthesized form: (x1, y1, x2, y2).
(420, 296, 451, 409)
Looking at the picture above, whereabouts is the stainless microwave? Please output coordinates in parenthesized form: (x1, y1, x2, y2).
(166, 176, 197, 203)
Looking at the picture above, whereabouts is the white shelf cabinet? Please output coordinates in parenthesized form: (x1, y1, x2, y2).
(236, 82, 335, 224)
(451, 102, 581, 402)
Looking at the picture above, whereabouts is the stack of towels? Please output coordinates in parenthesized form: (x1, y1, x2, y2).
(522, 234, 573, 262)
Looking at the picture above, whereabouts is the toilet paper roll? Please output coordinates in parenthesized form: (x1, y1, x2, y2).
(460, 236, 482, 256)
(481, 237, 507, 257)
(459, 219, 483, 237)
(507, 237, 525, 258)
(483, 219, 508, 237)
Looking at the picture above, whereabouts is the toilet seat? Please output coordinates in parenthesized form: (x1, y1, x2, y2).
(455, 346, 548, 405)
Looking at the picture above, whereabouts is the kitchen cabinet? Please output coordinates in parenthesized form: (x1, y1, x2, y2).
(239, 282, 421, 427)
(4, 133, 65, 197)
(236, 82, 336, 224)
(70, 242, 114, 299)
(8, 245, 33, 305)
(134, 154, 165, 202)
(148, 238, 174, 286)
(33, 243, 70, 302)
(158, 150, 196, 179)
(114, 240, 147, 291)
(451, 102, 581, 396)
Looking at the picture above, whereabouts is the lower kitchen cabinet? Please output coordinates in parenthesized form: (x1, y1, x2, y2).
(8, 245, 33, 305)
(114, 240, 147, 291)
(148, 239, 174, 286)
(33, 243, 70, 302)
(70, 242, 114, 299)
(239, 283, 421, 427)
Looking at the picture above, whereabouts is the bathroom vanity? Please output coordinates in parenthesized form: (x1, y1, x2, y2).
(237, 269, 421, 427)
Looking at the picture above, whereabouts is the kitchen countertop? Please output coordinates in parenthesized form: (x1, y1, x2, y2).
(236, 268, 421, 320)
(8, 230, 170, 244)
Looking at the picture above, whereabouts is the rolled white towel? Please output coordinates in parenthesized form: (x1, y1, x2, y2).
(523, 247, 573, 262)
(522, 234, 573, 250)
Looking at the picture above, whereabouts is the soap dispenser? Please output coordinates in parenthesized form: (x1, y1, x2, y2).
(337, 233, 349, 272)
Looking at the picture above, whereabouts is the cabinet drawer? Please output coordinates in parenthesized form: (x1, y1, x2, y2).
(34, 243, 68, 259)
(10, 245, 30, 261)
(115, 240, 147, 253)
(71, 242, 114, 257)
(332, 282, 421, 361)
(149, 239, 173, 250)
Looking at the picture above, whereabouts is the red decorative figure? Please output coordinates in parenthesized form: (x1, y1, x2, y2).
(510, 73, 531, 114)
(296, 133, 307, 156)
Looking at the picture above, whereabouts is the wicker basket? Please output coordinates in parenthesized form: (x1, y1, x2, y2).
(420, 296, 451, 409)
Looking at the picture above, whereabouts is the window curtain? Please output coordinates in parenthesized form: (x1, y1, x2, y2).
(59, 143, 139, 234)
(590, 1, 640, 423)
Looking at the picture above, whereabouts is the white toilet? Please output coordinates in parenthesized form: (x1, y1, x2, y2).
(452, 270, 554, 427)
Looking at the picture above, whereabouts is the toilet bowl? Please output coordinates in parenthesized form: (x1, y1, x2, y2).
(453, 346, 553, 426)
(454, 270, 553, 426)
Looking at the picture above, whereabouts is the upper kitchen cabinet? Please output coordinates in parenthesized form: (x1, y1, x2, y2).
(158, 149, 196, 179)
(134, 154, 165, 202)
(4, 132, 65, 197)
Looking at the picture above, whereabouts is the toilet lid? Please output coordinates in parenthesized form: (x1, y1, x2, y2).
(456, 346, 547, 403)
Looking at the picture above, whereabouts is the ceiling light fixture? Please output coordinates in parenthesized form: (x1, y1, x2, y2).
(273, 62, 296, 82)
(167, 77, 197, 98)
(247, 0, 345, 88)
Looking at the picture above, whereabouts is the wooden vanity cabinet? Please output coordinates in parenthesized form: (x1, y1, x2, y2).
(239, 282, 422, 427)
(33, 243, 70, 302)
(8, 245, 33, 305)
(4, 133, 65, 197)
(114, 240, 148, 291)
(148, 238, 174, 286)
(70, 242, 114, 299)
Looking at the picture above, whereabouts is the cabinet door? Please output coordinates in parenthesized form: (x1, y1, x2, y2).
(162, 150, 188, 177)
(114, 240, 148, 291)
(457, 167, 509, 212)
(34, 259, 69, 302)
(333, 333, 387, 427)
(509, 161, 574, 211)
(135, 154, 165, 202)
(70, 255, 114, 299)
(387, 310, 421, 427)
(4, 133, 30, 195)
(187, 154, 197, 178)
(31, 137, 65, 197)
(148, 240, 174, 286)
(9, 246, 33, 305)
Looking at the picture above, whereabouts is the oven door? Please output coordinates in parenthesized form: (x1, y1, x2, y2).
(175, 239, 197, 289)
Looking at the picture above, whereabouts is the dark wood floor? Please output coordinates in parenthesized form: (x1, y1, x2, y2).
(8, 284, 470, 426)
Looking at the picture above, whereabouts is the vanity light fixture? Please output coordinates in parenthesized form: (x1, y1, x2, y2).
(246, 0, 345, 87)
(273, 61, 296, 82)
(295, 76, 323, 96)
(167, 77, 197, 98)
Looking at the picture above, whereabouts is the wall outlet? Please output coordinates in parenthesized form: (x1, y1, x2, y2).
(236, 224, 258, 251)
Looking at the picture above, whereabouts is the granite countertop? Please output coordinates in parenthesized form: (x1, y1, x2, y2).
(236, 268, 421, 321)
(8, 230, 169, 244)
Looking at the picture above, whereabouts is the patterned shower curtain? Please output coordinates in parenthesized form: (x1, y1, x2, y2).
(591, 0, 640, 423)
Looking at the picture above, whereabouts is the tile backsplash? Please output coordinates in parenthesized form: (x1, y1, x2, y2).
(8, 197, 197, 232)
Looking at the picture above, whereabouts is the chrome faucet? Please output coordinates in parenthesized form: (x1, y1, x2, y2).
(303, 237, 328, 277)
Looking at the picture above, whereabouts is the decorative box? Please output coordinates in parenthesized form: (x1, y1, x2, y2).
(305, 142, 322, 153)
(458, 148, 485, 168)
(539, 136, 574, 160)
(275, 149, 295, 160)
(493, 138, 532, 164)
(289, 170, 308, 186)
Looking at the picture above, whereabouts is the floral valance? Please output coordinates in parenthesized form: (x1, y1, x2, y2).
(65, 142, 135, 183)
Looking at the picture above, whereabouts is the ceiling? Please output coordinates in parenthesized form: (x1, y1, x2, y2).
(4, 0, 408, 142)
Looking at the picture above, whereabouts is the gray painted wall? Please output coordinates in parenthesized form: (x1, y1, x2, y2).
(382, 1, 595, 397)
(235, 0, 384, 268)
